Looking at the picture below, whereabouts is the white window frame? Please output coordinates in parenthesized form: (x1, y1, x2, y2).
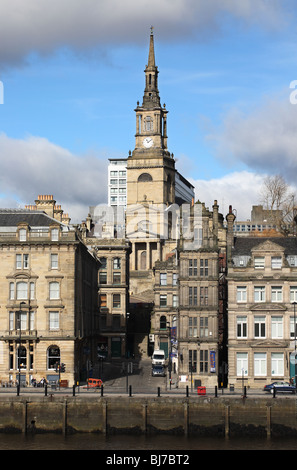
(254, 256, 265, 269)
(237, 316, 247, 338)
(51, 228, 59, 241)
(271, 286, 282, 303)
(290, 316, 297, 339)
(254, 352, 267, 377)
(254, 315, 266, 338)
(271, 316, 283, 339)
(172, 294, 178, 307)
(271, 256, 282, 269)
(49, 282, 60, 300)
(236, 352, 248, 377)
(19, 228, 27, 241)
(271, 353, 284, 376)
(49, 311, 59, 330)
(236, 286, 247, 303)
(16, 282, 28, 300)
(254, 286, 265, 302)
(290, 287, 297, 303)
(50, 253, 58, 269)
(16, 254, 29, 269)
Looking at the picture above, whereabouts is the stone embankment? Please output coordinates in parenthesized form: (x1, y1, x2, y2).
(0, 393, 296, 437)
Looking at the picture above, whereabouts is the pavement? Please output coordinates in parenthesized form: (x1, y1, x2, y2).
(0, 359, 294, 398)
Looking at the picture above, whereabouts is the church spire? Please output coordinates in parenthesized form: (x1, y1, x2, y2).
(133, 28, 169, 152)
(143, 27, 160, 108)
(148, 26, 156, 67)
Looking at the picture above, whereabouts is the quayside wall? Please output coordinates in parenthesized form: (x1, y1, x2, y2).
(0, 395, 297, 437)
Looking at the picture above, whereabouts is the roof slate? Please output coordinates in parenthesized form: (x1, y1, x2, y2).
(232, 237, 297, 256)
(0, 210, 62, 227)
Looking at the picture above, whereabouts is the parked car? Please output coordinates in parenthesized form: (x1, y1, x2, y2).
(263, 381, 296, 394)
(152, 365, 166, 377)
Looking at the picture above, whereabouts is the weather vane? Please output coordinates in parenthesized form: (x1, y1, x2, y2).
(150, 25, 154, 35)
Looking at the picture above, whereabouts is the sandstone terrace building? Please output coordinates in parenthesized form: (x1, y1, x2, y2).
(0, 198, 98, 387)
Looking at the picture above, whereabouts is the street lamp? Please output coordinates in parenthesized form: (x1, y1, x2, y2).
(293, 302, 297, 386)
(167, 321, 172, 389)
(126, 312, 130, 393)
(17, 301, 26, 396)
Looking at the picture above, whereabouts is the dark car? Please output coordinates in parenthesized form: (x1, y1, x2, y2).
(152, 365, 166, 377)
(263, 381, 296, 394)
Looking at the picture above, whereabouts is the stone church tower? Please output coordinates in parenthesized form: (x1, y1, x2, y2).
(126, 29, 177, 297)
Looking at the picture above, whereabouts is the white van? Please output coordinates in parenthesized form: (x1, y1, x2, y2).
(152, 349, 166, 366)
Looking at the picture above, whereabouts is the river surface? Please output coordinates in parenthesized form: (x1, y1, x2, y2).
(0, 433, 296, 451)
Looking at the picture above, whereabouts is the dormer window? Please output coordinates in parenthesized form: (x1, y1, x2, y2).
(51, 228, 59, 241)
(19, 228, 27, 242)
(271, 256, 282, 269)
(254, 256, 265, 269)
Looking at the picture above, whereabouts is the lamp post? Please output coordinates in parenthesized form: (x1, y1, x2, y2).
(17, 302, 26, 396)
(167, 321, 172, 390)
(126, 312, 130, 393)
(293, 302, 297, 386)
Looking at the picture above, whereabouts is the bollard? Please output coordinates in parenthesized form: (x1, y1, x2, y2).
(44, 384, 47, 396)
(215, 386, 217, 397)
(243, 386, 247, 398)
(157, 387, 160, 397)
(101, 385, 104, 397)
(73, 385, 75, 396)
(273, 387, 276, 398)
(186, 386, 189, 397)
(129, 385, 132, 397)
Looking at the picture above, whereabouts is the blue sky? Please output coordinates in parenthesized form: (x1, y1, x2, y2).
(1, 0, 297, 222)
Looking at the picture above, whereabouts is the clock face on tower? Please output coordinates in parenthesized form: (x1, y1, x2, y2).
(143, 137, 153, 148)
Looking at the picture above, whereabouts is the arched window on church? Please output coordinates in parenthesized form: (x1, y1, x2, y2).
(138, 173, 153, 182)
(144, 116, 153, 131)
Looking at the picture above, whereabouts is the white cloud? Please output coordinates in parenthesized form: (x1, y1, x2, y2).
(0, 0, 289, 66)
(207, 92, 297, 186)
(0, 133, 108, 222)
(190, 171, 265, 220)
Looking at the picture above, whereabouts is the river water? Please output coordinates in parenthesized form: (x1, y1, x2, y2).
(1, 433, 297, 451)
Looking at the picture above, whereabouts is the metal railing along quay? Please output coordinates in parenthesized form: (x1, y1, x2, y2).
(0, 383, 293, 398)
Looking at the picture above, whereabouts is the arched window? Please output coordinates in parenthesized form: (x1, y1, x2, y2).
(49, 282, 60, 300)
(144, 116, 153, 131)
(47, 345, 60, 370)
(16, 282, 28, 300)
(138, 173, 153, 182)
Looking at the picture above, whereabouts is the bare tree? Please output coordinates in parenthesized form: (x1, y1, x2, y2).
(260, 174, 296, 235)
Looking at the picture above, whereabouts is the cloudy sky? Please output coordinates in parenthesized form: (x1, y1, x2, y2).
(1, 0, 297, 222)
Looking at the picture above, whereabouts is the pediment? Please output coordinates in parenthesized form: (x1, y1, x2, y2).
(251, 240, 284, 254)
(250, 339, 289, 348)
(6, 271, 38, 280)
(250, 302, 287, 311)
